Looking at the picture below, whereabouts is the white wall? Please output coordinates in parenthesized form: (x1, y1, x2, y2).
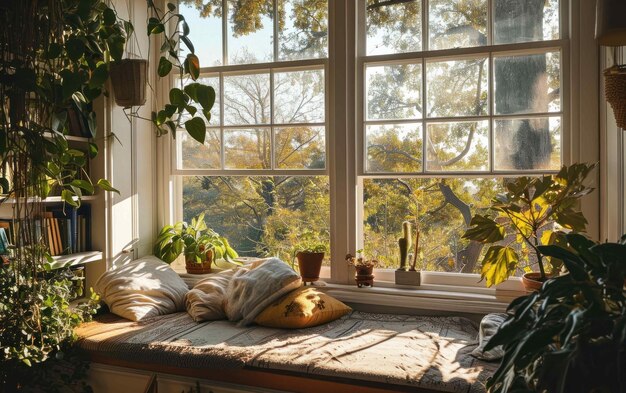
(103, 0, 158, 270)
(600, 46, 626, 240)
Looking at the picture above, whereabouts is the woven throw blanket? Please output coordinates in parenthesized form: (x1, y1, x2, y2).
(76, 311, 496, 393)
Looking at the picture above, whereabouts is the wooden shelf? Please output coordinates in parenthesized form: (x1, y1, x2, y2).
(47, 251, 102, 270)
(0, 195, 97, 204)
(43, 132, 91, 143)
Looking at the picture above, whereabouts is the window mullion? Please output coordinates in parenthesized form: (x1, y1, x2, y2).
(222, 0, 228, 65)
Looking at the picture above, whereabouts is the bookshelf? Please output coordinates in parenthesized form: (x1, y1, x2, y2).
(0, 134, 104, 302)
(48, 251, 103, 270)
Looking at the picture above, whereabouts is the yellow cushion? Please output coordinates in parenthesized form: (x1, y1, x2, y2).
(254, 287, 351, 329)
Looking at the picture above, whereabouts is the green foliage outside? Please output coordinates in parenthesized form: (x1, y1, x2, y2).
(179, 0, 564, 276)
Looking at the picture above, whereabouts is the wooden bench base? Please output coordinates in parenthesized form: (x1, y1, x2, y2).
(87, 353, 440, 393)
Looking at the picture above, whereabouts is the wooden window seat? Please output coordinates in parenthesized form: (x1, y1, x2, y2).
(76, 311, 496, 393)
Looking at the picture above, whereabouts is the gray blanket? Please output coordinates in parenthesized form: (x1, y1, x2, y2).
(76, 311, 496, 393)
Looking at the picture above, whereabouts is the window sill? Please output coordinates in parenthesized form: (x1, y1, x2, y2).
(317, 282, 518, 315)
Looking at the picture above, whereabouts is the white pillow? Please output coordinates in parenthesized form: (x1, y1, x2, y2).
(95, 256, 189, 321)
(224, 258, 302, 326)
(185, 269, 236, 322)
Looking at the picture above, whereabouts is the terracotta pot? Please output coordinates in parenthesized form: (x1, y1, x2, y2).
(296, 252, 324, 283)
(355, 265, 374, 288)
(185, 249, 213, 274)
(109, 59, 148, 108)
(522, 272, 550, 292)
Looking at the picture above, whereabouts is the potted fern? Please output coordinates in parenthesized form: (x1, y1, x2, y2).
(462, 163, 596, 291)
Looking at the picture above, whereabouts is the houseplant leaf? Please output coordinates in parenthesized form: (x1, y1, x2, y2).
(462, 215, 505, 243)
(184, 117, 206, 144)
(480, 245, 519, 287)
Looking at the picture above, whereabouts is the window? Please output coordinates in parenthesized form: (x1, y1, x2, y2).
(172, 0, 569, 284)
(174, 0, 330, 263)
(358, 0, 564, 276)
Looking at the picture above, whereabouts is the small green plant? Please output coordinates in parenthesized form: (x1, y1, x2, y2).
(153, 213, 238, 264)
(346, 250, 378, 269)
(462, 163, 596, 287)
(485, 233, 626, 393)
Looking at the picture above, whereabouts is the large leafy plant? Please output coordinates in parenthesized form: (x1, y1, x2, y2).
(463, 163, 596, 287)
(154, 213, 238, 264)
(485, 233, 626, 393)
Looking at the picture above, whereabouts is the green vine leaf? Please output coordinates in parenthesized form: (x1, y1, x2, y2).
(97, 179, 120, 194)
(147, 17, 164, 35)
(61, 189, 79, 207)
(185, 53, 200, 80)
(66, 37, 85, 61)
(157, 56, 172, 77)
(184, 117, 206, 144)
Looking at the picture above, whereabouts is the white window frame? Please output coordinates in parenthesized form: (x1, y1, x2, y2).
(163, 0, 601, 301)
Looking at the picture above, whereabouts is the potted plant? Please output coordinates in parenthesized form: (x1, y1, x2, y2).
(485, 233, 626, 393)
(346, 251, 378, 287)
(293, 241, 328, 284)
(462, 163, 596, 291)
(153, 213, 238, 274)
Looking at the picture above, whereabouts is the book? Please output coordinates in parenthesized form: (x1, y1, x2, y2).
(0, 228, 8, 254)
(45, 216, 55, 255)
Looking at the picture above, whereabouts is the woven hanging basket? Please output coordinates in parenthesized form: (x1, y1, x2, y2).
(604, 65, 626, 129)
(109, 59, 148, 108)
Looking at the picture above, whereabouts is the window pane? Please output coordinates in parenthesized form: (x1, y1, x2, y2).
(494, 0, 559, 45)
(278, 0, 328, 60)
(362, 177, 505, 273)
(366, 123, 422, 172)
(177, 129, 221, 169)
(367, 0, 422, 55)
(224, 128, 271, 169)
(274, 69, 325, 124)
(183, 176, 330, 264)
(494, 51, 560, 115)
(366, 63, 422, 120)
(224, 72, 270, 125)
(494, 116, 561, 171)
(227, 0, 274, 64)
(426, 57, 488, 117)
(179, 3, 223, 67)
(275, 126, 326, 169)
(426, 121, 489, 171)
(428, 0, 488, 50)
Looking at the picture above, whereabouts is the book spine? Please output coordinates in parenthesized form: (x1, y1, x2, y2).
(0, 228, 7, 254)
(66, 218, 72, 254)
(71, 208, 78, 253)
(46, 217, 55, 255)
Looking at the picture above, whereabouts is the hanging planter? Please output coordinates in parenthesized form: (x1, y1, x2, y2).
(604, 65, 626, 129)
(109, 59, 148, 108)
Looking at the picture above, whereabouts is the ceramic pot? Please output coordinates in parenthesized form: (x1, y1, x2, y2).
(355, 265, 374, 288)
(296, 252, 324, 283)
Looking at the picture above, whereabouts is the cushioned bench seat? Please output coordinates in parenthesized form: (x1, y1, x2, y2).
(76, 311, 496, 393)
